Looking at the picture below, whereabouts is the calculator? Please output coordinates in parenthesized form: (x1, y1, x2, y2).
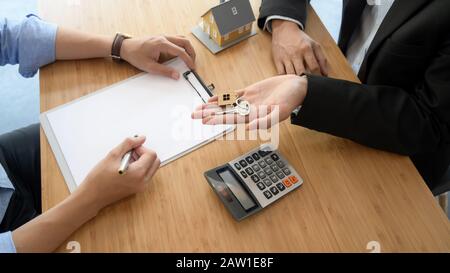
(204, 144, 304, 221)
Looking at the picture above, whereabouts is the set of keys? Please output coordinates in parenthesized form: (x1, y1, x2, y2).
(216, 92, 251, 117)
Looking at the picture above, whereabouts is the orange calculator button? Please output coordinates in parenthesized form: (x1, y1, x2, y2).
(283, 179, 292, 188)
(289, 176, 299, 184)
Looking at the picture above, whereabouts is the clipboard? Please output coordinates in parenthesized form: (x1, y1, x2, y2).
(41, 58, 235, 193)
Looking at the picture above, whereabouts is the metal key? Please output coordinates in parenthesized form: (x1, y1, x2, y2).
(216, 100, 251, 116)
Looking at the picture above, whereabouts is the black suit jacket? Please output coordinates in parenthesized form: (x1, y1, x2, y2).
(259, 0, 450, 189)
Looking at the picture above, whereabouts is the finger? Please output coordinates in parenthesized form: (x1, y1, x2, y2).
(275, 61, 286, 75)
(147, 62, 180, 80)
(129, 146, 158, 174)
(208, 96, 218, 103)
(304, 49, 321, 75)
(235, 90, 245, 98)
(194, 102, 220, 112)
(293, 58, 306, 76)
(192, 106, 223, 119)
(165, 36, 196, 61)
(283, 60, 296, 75)
(144, 157, 161, 182)
(203, 114, 250, 125)
(161, 42, 196, 70)
(110, 136, 146, 159)
(313, 43, 329, 76)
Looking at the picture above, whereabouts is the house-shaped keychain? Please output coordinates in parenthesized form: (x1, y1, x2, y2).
(192, 0, 257, 54)
(218, 92, 239, 107)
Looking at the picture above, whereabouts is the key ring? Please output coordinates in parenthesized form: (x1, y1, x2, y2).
(235, 98, 249, 109)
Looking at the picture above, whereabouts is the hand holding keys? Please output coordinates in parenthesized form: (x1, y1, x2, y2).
(216, 92, 251, 117)
(216, 98, 251, 117)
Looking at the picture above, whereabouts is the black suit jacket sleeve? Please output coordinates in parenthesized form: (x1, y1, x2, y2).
(293, 39, 450, 158)
(258, 0, 309, 30)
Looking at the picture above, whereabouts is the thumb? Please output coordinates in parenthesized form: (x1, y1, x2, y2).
(111, 136, 146, 158)
(146, 62, 180, 80)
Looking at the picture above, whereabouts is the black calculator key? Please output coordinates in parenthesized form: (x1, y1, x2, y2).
(270, 186, 279, 195)
(259, 161, 267, 168)
(258, 150, 271, 157)
(271, 165, 279, 172)
(276, 183, 286, 192)
(258, 171, 267, 179)
(283, 168, 291, 175)
(263, 190, 273, 199)
(257, 182, 266, 191)
(276, 171, 285, 179)
(240, 171, 248, 178)
(239, 160, 248, 168)
(245, 168, 254, 175)
(277, 161, 286, 168)
(234, 163, 242, 170)
(252, 165, 261, 172)
(264, 167, 273, 175)
(263, 179, 272, 187)
(252, 153, 261, 161)
(251, 175, 260, 183)
(265, 158, 274, 165)
(246, 157, 254, 164)
(270, 175, 278, 183)
(271, 154, 280, 161)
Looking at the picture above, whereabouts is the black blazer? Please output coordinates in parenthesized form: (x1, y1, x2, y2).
(258, 0, 450, 189)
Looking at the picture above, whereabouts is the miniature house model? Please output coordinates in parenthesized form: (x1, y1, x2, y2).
(192, 0, 257, 54)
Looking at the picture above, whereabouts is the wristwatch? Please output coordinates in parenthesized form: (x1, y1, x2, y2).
(111, 33, 132, 62)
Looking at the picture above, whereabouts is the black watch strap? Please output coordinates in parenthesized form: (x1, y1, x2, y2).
(111, 33, 132, 62)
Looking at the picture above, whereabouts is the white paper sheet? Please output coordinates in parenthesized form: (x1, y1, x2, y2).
(41, 58, 233, 192)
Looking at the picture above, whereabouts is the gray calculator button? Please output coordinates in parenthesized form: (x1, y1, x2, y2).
(234, 163, 242, 170)
(263, 190, 273, 199)
(270, 175, 278, 183)
(263, 179, 272, 187)
(265, 158, 274, 165)
(258, 171, 267, 179)
(245, 168, 254, 175)
(240, 171, 248, 178)
(258, 161, 267, 168)
(276, 171, 285, 179)
(252, 165, 261, 172)
(257, 182, 266, 191)
(264, 167, 273, 175)
(271, 165, 279, 172)
(277, 161, 286, 168)
(251, 175, 260, 183)
(252, 153, 261, 161)
(283, 168, 291, 175)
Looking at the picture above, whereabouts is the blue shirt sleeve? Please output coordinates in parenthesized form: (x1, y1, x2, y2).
(0, 232, 16, 253)
(0, 14, 57, 78)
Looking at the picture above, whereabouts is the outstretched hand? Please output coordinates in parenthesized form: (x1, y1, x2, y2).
(192, 75, 308, 130)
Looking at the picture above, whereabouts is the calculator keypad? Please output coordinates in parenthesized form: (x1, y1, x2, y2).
(230, 144, 303, 208)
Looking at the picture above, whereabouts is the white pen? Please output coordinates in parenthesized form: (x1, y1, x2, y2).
(118, 150, 133, 175)
(118, 135, 139, 175)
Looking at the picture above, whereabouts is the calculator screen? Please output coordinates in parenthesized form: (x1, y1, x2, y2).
(218, 169, 257, 211)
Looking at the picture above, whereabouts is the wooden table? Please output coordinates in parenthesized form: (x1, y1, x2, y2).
(39, 0, 450, 252)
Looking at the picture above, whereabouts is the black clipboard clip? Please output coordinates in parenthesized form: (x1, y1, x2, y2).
(183, 70, 215, 103)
